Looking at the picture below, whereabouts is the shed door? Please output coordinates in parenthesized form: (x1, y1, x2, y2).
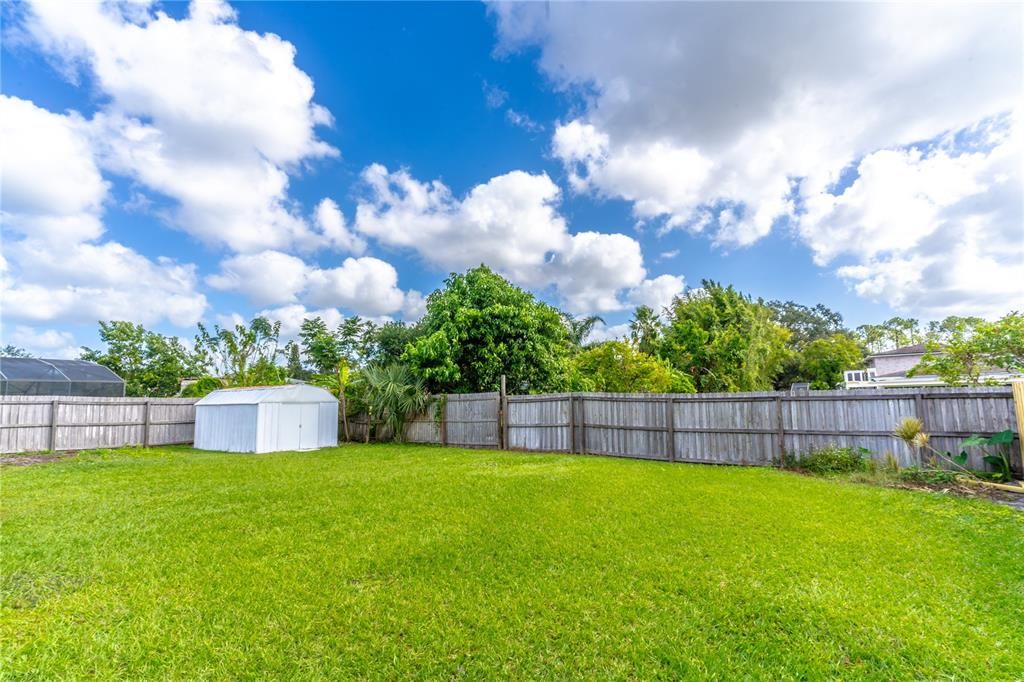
(299, 403, 319, 449)
(276, 404, 302, 452)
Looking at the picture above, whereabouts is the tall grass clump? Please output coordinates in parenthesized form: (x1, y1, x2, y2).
(794, 445, 869, 475)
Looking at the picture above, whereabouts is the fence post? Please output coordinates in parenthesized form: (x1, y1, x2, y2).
(665, 396, 676, 462)
(1012, 381, 1024, 475)
(499, 375, 507, 450)
(775, 395, 785, 468)
(49, 399, 59, 452)
(914, 393, 925, 467)
(579, 395, 587, 455)
(143, 400, 152, 448)
(568, 394, 576, 454)
(440, 396, 448, 447)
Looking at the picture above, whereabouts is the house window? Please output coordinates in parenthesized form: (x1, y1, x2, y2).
(844, 368, 876, 384)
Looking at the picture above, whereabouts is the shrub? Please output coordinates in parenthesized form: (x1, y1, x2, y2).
(794, 445, 869, 475)
(181, 376, 222, 398)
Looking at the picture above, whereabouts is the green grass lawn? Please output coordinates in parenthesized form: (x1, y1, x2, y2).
(2, 445, 1023, 680)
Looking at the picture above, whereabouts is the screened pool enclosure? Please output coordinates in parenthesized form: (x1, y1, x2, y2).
(0, 358, 125, 396)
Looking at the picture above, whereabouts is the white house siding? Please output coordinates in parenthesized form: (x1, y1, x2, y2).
(194, 404, 259, 453)
(872, 354, 922, 376)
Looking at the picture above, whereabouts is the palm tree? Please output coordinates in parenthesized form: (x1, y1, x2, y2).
(361, 363, 431, 442)
(564, 314, 605, 348)
(629, 306, 662, 355)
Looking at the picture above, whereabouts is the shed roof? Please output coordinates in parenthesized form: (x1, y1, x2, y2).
(196, 384, 337, 406)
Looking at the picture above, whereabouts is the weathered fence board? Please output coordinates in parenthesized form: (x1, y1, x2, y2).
(444, 392, 501, 448)
(351, 392, 500, 448)
(507, 387, 1021, 475)
(0, 396, 197, 453)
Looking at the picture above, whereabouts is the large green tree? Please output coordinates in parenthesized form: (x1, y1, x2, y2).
(661, 282, 791, 393)
(298, 316, 355, 439)
(911, 313, 1024, 385)
(767, 300, 845, 348)
(367, 321, 424, 366)
(563, 314, 604, 350)
(82, 321, 206, 396)
(196, 317, 283, 387)
(298, 317, 344, 375)
(629, 305, 663, 356)
(798, 333, 864, 389)
(571, 341, 694, 393)
(855, 316, 923, 353)
(403, 266, 573, 393)
(767, 300, 859, 389)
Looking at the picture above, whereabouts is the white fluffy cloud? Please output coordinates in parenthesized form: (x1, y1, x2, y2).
(21, 0, 340, 253)
(814, 120, 1023, 317)
(314, 199, 366, 255)
(492, 2, 1022, 313)
(5, 326, 79, 359)
(355, 164, 570, 282)
(305, 257, 414, 317)
(0, 95, 106, 243)
(0, 95, 207, 327)
(207, 250, 423, 318)
(354, 164, 677, 313)
(256, 305, 345, 338)
(207, 251, 311, 306)
(545, 231, 646, 312)
(626, 274, 685, 314)
(3, 240, 207, 327)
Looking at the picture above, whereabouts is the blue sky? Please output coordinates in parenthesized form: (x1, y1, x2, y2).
(2, 1, 1021, 357)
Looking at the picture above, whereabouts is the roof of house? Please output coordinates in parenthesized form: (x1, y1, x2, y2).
(867, 343, 929, 359)
(196, 384, 337, 406)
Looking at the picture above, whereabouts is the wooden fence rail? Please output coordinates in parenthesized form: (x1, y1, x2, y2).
(1, 387, 1020, 477)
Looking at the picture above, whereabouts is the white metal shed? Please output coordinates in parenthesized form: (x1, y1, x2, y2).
(194, 385, 338, 453)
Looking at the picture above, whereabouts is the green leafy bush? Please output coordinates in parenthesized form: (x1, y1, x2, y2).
(951, 430, 1016, 482)
(181, 376, 222, 398)
(794, 445, 870, 475)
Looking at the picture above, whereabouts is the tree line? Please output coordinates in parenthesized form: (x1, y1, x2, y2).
(11, 266, 1021, 403)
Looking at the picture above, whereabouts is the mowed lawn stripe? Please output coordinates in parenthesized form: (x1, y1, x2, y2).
(2, 445, 1022, 679)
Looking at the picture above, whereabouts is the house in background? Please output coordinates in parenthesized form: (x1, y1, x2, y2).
(843, 344, 1021, 388)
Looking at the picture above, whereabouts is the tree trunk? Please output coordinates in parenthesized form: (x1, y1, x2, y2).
(337, 366, 350, 442)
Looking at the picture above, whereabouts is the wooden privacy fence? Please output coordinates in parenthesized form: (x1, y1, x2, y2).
(357, 392, 503, 449)
(504, 387, 1022, 475)
(1, 387, 1020, 475)
(0, 396, 197, 454)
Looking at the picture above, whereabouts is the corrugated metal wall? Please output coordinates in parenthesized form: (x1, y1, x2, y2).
(194, 404, 258, 453)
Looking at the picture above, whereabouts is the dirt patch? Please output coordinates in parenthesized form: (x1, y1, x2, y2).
(885, 480, 1024, 511)
(0, 451, 77, 467)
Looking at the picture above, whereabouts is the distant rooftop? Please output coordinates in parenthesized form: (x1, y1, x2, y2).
(866, 343, 929, 358)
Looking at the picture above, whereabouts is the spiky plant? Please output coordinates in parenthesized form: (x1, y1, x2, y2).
(892, 416, 976, 477)
(362, 363, 431, 442)
(893, 417, 924, 446)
